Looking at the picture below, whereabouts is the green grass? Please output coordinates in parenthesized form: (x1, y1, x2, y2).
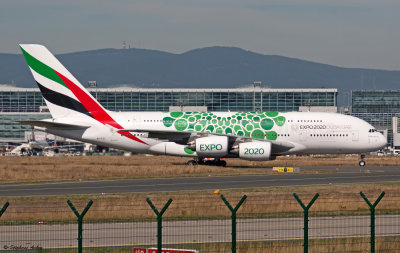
(29, 236, 400, 253)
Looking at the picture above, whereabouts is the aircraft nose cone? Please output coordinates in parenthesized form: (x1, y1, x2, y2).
(377, 133, 387, 150)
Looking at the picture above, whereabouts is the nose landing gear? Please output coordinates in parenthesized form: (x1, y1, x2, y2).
(359, 154, 366, 166)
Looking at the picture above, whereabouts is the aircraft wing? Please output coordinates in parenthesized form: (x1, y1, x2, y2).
(16, 120, 90, 130)
(122, 128, 295, 153)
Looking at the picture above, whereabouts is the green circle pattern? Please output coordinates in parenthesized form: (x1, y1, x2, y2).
(162, 111, 285, 141)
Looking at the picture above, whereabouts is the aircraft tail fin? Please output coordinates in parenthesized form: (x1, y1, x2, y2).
(20, 44, 148, 145)
(19, 44, 107, 120)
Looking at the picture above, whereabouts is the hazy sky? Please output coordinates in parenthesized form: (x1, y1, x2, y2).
(2, 0, 400, 70)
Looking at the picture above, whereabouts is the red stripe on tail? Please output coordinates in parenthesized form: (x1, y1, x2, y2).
(55, 71, 148, 145)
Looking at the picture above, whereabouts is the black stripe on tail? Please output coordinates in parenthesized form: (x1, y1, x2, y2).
(37, 81, 93, 118)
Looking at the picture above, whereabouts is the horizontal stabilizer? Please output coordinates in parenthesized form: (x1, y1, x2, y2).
(16, 120, 89, 130)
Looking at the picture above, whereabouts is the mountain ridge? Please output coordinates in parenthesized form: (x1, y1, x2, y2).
(1, 46, 399, 99)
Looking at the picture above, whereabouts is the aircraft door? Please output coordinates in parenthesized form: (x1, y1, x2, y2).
(132, 115, 140, 128)
(110, 126, 118, 141)
(352, 131, 359, 142)
(132, 116, 138, 126)
(299, 131, 307, 142)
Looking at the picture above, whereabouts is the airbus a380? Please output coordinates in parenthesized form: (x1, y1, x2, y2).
(18, 44, 386, 167)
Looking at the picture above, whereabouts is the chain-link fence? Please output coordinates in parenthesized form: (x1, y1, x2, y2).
(0, 189, 400, 252)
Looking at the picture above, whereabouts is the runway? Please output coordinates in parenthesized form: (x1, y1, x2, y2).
(0, 166, 399, 196)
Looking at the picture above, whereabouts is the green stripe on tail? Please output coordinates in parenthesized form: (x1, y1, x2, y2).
(20, 47, 67, 89)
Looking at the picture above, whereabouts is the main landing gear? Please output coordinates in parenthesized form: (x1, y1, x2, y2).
(359, 154, 366, 167)
(186, 158, 227, 167)
(186, 160, 198, 166)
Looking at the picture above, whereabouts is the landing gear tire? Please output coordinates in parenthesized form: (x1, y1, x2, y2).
(198, 158, 227, 167)
(359, 154, 366, 167)
(187, 160, 198, 166)
(197, 159, 205, 165)
(216, 160, 227, 167)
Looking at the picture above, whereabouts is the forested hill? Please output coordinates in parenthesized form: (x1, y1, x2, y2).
(1, 46, 399, 96)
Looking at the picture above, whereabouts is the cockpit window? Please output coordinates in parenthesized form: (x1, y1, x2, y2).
(369, 129, 377, 133)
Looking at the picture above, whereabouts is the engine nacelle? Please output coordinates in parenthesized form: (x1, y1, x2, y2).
(148, 142, 197, 157)
(238, 142, 272, 161)
(195, 136, 228, 158)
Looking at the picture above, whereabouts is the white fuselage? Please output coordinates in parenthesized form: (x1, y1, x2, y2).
(42, 111, 387, 157)
(19, 44, 386, 161)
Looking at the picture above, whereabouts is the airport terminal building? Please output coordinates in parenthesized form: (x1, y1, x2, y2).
(2, 84, 400, 147)
(0, 85, 337, 142)
(349, 90, 400, 147)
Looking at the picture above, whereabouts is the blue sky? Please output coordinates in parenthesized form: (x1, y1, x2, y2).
(1, 0, 400, 70)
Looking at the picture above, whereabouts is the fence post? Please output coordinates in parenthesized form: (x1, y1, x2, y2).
(360, 191, 385, 253)
(0, 202, 9, 218)
(220, 194, 247, 253)
(146, 198, 173, 253)
(293, 193, 319, 253)
(67, 200, 93, 253)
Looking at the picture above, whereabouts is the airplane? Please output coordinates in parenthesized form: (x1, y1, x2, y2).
(27, 127, 54, 150)
(17, 44, 386, 167)
(9, 127, 82, 156)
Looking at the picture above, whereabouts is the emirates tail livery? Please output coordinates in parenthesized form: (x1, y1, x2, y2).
(18, 44, 386, 166)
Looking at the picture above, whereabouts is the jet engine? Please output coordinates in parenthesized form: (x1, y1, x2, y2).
(188, 136, 228, 157)
(234, 142, 273, 161)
